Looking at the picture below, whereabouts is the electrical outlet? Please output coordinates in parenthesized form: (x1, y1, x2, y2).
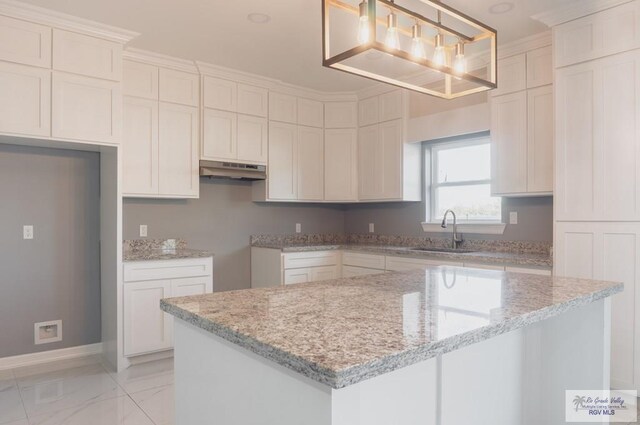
(139, 225, 148, 237)
(369, 223, 375, 233)
(295, 223, 301, 233)
(23, 225, 34, 240)
(509, 212, 518, 225)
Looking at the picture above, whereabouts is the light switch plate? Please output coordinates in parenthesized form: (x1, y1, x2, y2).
(139, 225, 148, 237)
(509, 212, 518, 225)
(295, 223, 301, 233)
(369, 223, 375, 233)
(23, 225, 34, 240)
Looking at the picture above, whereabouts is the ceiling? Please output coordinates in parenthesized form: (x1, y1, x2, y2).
(17, 0, 574, 92)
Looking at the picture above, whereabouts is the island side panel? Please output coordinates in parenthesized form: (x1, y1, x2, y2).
(173, 320, 332, 425)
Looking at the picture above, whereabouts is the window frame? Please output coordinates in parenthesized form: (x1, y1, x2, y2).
(427, 133, 501, 223)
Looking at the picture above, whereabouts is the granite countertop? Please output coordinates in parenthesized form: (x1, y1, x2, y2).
(252, 242, 553, 268)
(123, 248, 214, 262)
(161, 267, 621, 389)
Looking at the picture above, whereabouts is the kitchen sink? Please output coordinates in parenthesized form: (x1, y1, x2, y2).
(410, 247, 478, 254)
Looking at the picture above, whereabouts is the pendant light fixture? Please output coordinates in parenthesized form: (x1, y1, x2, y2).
(322, 0, 497, 99)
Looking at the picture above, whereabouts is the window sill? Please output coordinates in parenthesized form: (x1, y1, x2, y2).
(421, 222, 507, 235)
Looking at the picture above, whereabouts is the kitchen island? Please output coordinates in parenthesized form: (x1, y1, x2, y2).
(161, 266, 622, 425)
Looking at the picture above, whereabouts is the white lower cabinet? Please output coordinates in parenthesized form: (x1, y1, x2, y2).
(123, 258, 213, 357)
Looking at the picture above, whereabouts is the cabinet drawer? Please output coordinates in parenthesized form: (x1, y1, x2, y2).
(505, 266, 552, 276)
(0, 15, 51, 68)
(463, 263, 505, 271)
(342, 265, 384, 278)
(124, 258, 212, 282)
(342, 252, 385, 269)
(385, 256, 432, 271)
(283, 251, 339, 269)
(284, 268, 312, 285)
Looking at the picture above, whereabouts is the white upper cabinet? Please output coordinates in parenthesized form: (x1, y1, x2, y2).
(378, 120, 403, 199)
(122, 97, 159, 196)
(378, 91, 403, 122)
(268, 121, 298, 200)
(237, 115, 267, 164)
(491, 91, 528, 195)
(52, 71, 121, 144)
(297, 98, 324, 128)
(325, 128, 358, 201)
(0, 62, 50, 137)
(237, 84, 268, 117)
(202, 109, 237, 160)
(203, 76, 237, 111)
(269, 92, 297, 124)
(158, 102, 199, 198)
(358, 124, 378, 200)
(358, 96, 379, 127)
(123, 60, 158, 100)
(52, 29, 121, 81)
(526, 46, 553, 89)
(492, 54, 526, 96)
(297, 126, 324, 201)
(325, 101, 357, 128)
(527, 85, 554, 193)
(0, 15, 51, 68)
(555, 1, 640, 68)
(159, 68, 199, 106)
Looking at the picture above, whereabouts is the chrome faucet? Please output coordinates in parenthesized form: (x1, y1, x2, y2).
(441, 209, 463, 250)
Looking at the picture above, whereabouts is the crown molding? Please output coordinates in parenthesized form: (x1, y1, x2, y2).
(531, 0, 632, 27)
(123, 48, 198, 73)
(0, 0, 139, 43)
(497, 31, 551, 59)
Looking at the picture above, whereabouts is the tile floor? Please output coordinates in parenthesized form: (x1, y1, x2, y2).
(0, 356, 173, 425)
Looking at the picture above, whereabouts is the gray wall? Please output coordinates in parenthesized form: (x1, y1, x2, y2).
(123, 179, 345, 292)
(343, 196, 553, 242)
(0, 143, 101, 358)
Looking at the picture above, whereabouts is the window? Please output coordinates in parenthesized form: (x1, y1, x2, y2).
(427, 134, 501, 222)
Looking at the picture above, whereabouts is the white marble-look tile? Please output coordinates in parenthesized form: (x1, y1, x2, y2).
(1, 420, 29, 425)
(0, 373, 26, 424)
(11, 356, 103, 381)
(17, 363, 125, 417)
(130, 384, 174, 425)
(111, 358, 173, 394)
(27, 395, 154, 425)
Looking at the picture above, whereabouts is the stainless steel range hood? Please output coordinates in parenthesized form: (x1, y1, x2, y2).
(199, 160, 266, 180)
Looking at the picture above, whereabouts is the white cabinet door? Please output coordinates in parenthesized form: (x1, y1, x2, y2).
(379, 90, 403, 122)
(527, 85, 553, 193)
(379, 119, 403, 199)
(0, 15, 51, 68)
(358, 124, 379, 200)
(310, 265, 339, 282)
(202, 109, 237, 160)
(52, 29, 121, 81)
(297, 98, 324, 128)
(284, 268, 312, 285)
(269, 92, 297, 124)
(237, 84, 268, 117)
(325, 101, 357, 128)
(237, 114, 268, 164)
(171, 276, 213, 297)
(342, 265, 384, 278)
(491, 91, 527, 195)
(124, 280, 173, 356)
(0, 62, 50, 137)
(122, 97, 158, 196)
(203, 76, 237, 111)
(159, 68, 199, 107)
(358, 124, 378, 200)
(158, 103, 199, 197)
(325, 128, 358, 201)
(52, 71, 121, 144)
(492, 54, 526, 97)
(268, 121, 298, 200)
(123, 60, 158, 100)
(526, 46, 552, 89)
(297, 126, 324, 201)
(358, 96, 379, 127)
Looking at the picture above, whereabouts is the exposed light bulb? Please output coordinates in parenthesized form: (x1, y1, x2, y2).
(432, 33, 446, 66)
(453, 42, 467, 75)
(357, 1, 369, 44)
(384, 12, 400, 49)
(411, 24, 426, 59)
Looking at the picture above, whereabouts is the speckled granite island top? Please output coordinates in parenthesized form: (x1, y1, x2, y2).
(123, 238, 213, 262)
(161, 267, 620, 389)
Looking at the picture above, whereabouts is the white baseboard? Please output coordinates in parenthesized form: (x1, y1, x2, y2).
(0, 343, 103, 370)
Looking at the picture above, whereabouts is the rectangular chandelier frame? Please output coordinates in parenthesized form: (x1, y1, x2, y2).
(322, 0, 498, 99)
